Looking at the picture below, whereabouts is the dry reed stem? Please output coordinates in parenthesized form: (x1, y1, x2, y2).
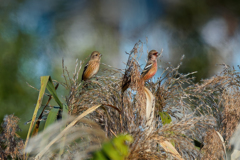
(35, 104, 102, 160)
(0, 115, 24, 159)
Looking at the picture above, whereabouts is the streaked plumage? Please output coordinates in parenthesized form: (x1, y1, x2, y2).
(82, 51, 102, 81)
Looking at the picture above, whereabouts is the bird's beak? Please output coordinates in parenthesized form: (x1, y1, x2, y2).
(154, 52, 159, 57)
(100, 54, 102, 57)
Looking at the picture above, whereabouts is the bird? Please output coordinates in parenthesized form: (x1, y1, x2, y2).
(82, 51, 102, 81)
(140, 50, 159, 81)
(122, 50, 159, 92)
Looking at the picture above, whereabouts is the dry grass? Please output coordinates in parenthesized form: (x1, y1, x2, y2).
(0, 115, 24, 159)
(220, 66, 240, 145)
(201, 129, 225, 160)
(25, 117, 106, 159)
(57, 41, 221, 159)
(2, 42, 240, 159)
(189, 65, 240, 147)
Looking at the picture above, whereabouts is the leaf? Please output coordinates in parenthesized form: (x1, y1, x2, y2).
(143, 86, 155, 135)
(46, 77, 63, 109)
(144, 86, 154, 120)
(24, 76, 63, 159)
(91, 135, 133, 160)
(159, 112, 175, 146)
(24, 76, 49, 158)
(32, 83, 59, 136)
(91, 151, 107, 160)
(112, 135, 133, 157)
(159, 111, 172, 125)
(159, 140, 184, 160)
(102, 141, 122, 160)
(44, 106, 60, 130)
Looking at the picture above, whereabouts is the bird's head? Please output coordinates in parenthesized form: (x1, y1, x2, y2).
(148, 50, 159, 60)
(90, 51, 102, 60)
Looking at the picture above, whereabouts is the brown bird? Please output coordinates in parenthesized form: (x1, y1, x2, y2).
(122, 50, 159, 92)
(140, 50, 159, 81)
(82, 51, 102, 81)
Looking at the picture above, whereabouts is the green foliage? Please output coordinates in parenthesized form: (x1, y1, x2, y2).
(159, 111, 172, 125)
(24, 76, 49, 154)
(43, 76, 64, 129)
(24, 76, 64, 157)
(44, 107, 60, 129)
(46, 77, 63, 109)
(91, 135, 133, 160)
(159, 111, 175, 147)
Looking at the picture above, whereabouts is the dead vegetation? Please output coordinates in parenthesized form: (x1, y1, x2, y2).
(2, 42, 240, 159)
(0, 115, 24, 159)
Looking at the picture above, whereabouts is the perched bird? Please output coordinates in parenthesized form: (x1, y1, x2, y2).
(82, 51, 102, 81)
(122, 50, 159, 92)
(140, 50, 159, 81)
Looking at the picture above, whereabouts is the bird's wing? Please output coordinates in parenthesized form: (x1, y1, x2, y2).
(82, 63, 88, 81)
(141, 61, 153, 78)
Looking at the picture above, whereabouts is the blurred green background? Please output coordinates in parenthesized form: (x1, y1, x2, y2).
(1, 0, 240, 139)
